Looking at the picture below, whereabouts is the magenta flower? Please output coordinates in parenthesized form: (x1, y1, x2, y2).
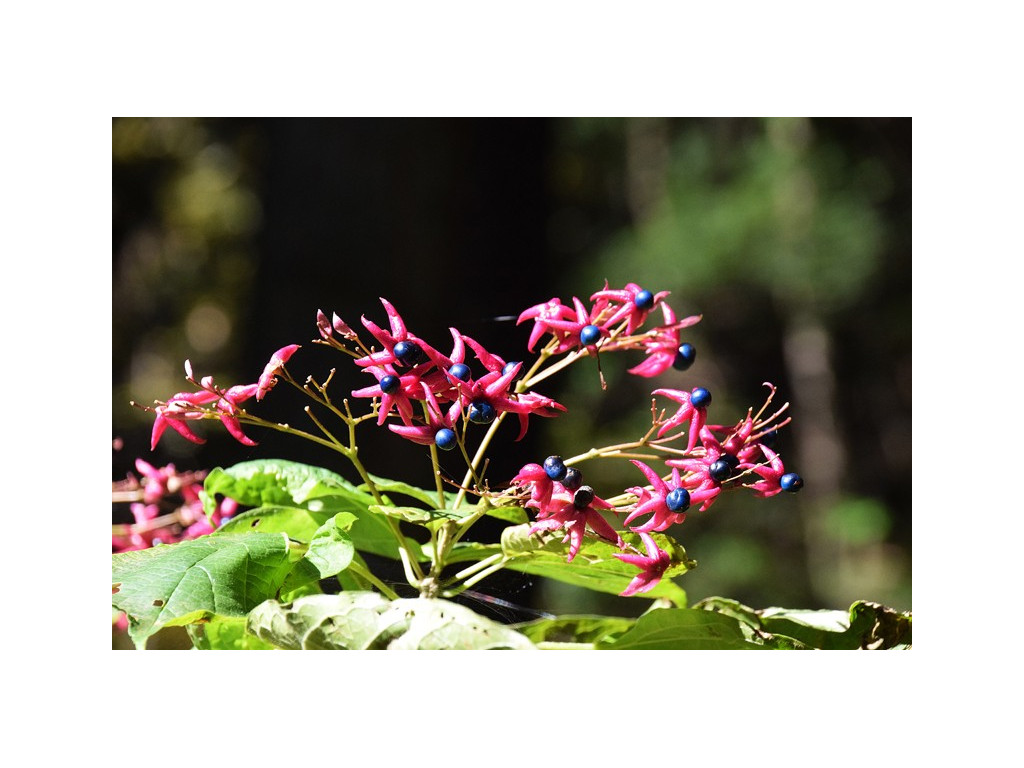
(512, 462, 556, 509)
(211, 382, 260, 446)
(614, 532, 671, 596)
(388, 382, 463, 447)
(150, 389, 218, 449)
(622, 460, 690, 533)
(529, 487, 622, 562)
(663, 431, 738, 513)
(256, 344, 301, 401)
(744, 445, 790, 498)
(538, 296, 612, 353)
(351, 365, 417, 427)
(591, 282, 671, 335)
(150, 367, 261, 450)
(653, 386, 712, 452)
(354, 298, 439, 370)
(626, 303, 703, 378)
(517, 297, 578, 352)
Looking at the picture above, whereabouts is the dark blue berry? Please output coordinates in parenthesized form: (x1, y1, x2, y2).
(561, 467, 583, 490)
(709, 455, 739, 482)
(672, 343, 696, 371)
(780, 473, 803, 492)
(543, 455, 567, 481)
(502, 361, 521, 379)
(448, 363, 472, 381)
(393, 340, 423, 366)
(759, 429, 778, 449)
(468, 401, 496, 424)
(634, 289, 655, 310)
(690, 387, 712, 409)
(573, 485, 595, 509)
(379, 374, 400, 395)
(434, 428, 457, 451)
(666, 487, 690, 512)
(579, 324, 601, 346)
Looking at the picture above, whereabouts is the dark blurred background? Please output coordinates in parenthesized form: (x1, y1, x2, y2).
(112, 117, 911, 619)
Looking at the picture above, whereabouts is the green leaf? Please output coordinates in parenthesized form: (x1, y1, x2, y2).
(280, 514, 356, 594)
(188, 616, 276, 650)
(111, 532, 293, 649)
(499, 524, 693, 607)
(246, 593, 536, 650)
(218, 505, 333, 542)
(384, 598, 536, 650)
(516, 615, 636, 647)
(481, 504, 529, 525)
(360, 474, 455, 509)
(201, 459, 375, 519)
(597, 607, 772, 650)
(694, 597, 912, 649)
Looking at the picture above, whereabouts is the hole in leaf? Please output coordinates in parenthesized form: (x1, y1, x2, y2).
(153, 599, 164, 607)
(112, 583, 121, 594)
(251, 519, 261, 527)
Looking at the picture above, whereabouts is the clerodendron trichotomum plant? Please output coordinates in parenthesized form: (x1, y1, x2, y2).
(113, 283, 911, 650)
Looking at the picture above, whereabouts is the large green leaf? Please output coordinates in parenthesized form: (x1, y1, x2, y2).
(201, 459, 374, 518)
(111, 532, 293, 649)
(499, 524, 693, 607)
(204, 461, 422, 561)
(246, 593, 536, 650)
(695, 597, 912, 650)
(597, 607, 773, 650)
(218, 505, 333, 542)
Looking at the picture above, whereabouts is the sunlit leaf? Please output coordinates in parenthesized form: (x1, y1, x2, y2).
(500, 524, 693, 607)
(112, 532, 293, 649)
(188, 616, 276, 650)
(246, 593, 536, 650)
(201, 459, 373, 519)
(597, 607, 772, 650)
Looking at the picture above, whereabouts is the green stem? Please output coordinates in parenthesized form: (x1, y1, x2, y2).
(347, 561, 400, 601)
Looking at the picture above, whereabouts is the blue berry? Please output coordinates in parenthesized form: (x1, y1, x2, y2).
(579, 324, 601, 346)
(709, 455, 739, 482)
(690, 387, 712, 409)
(379, 374, 400, 394)
(434, 428, 457, 451)
(502, 361, 521, 379)
(448, 363, 472, 381)
(393, 340, 423, 366)
(561, 467, 583, 490)
(468, 401, 496, 424)
(666, 487, 690, 512)
(634, 289, 655, 310)
(573, 485, 595, 509)
(759, 429, 778, 449)
(672, 343, 696, 371)
(543, 455, 567, 481)
(780, 473, 803, 492)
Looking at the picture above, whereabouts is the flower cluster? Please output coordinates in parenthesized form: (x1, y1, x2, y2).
(134, 281, 802, 605)
(509, 280, 802, 597)
(517, 281, 702, 377)
(340, 298, 567, 446)
(111, 458, 238, 553)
